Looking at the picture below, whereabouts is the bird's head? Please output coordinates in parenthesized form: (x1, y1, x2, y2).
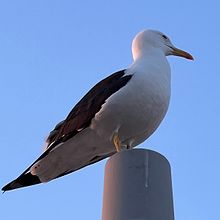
(132, 29, 194, 61)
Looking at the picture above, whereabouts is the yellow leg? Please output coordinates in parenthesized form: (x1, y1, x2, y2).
(113, 133, 121, 152)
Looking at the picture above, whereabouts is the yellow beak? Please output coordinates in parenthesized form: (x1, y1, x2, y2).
(171, 47, 194, 60)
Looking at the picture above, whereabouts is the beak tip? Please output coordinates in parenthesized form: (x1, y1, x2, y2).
(171, 46, 194, 61)
(188, 55, 194, 61)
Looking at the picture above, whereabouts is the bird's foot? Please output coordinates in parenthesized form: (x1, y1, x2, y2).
(113, 133, 122, 152)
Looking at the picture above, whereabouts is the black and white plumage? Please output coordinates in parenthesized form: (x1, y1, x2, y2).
(2, 30, 193, 191)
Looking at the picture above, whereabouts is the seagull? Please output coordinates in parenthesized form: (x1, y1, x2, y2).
(2, 29, 193, 191)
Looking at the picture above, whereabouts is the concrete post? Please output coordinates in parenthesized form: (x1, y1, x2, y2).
(102, 149, 174, 220)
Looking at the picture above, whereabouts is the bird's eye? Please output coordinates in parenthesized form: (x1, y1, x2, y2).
(162, 34, 168, 40)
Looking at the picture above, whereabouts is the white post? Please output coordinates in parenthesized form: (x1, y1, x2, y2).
(102, 149, 174, 220)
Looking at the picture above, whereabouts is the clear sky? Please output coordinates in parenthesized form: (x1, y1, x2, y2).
(0, 1, 219, 219)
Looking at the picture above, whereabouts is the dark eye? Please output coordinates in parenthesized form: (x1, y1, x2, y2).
(162, 34, 168, 40)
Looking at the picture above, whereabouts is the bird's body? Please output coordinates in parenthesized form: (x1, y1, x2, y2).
(2, 30, 193, 191)
(92, 55, 171, 149)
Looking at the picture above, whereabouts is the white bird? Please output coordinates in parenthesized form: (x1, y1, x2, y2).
(2, 30, 193, 191)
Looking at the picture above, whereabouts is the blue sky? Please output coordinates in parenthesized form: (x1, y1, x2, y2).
(0, 1, 219, 219)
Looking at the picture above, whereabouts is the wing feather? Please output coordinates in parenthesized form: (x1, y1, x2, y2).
(47, 70, 132, 148)
(2, 70, 133, 191)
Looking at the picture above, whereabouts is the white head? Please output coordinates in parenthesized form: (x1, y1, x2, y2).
(132, 29, 193, 61)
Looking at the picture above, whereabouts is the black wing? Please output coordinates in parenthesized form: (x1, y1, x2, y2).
(46, 69, 132, 148)
(2, 70, 133, 191)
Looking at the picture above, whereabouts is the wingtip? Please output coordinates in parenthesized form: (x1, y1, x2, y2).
(2, 186, 7, 193)
(2, 173, 42, 192)
(2, 180, 23, 192)
(2, 184, 10, 192)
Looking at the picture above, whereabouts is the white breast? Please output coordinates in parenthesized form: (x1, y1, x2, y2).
(91, 53, 171, 148)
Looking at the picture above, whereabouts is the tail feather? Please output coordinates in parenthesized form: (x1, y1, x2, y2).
(2, 172, 41, 192)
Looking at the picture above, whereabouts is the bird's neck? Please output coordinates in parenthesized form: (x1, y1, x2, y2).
(132, 46, 164, 61)
(130, 47, 170, 75)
